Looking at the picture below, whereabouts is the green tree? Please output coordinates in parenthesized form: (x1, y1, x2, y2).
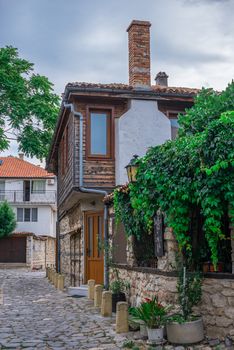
(0, 201, 16, 239)
(0, 46, 60, 160)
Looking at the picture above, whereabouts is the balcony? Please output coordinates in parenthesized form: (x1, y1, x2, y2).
(0, 191, 56, 204)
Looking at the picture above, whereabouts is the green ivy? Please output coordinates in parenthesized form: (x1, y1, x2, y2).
(114, 82, 234, 268)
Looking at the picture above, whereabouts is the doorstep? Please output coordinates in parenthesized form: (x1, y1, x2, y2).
(67, 284, 88, 297)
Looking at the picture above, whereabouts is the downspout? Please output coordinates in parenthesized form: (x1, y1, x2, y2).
(64, 103, 109, 289)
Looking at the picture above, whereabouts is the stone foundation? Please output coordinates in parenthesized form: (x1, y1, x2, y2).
(111, 265, 234, 338)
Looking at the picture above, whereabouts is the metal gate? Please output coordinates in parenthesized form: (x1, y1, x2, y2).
(0, 237, 26, 263)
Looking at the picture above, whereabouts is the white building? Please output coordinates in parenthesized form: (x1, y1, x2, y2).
(0, 155, 57, 267)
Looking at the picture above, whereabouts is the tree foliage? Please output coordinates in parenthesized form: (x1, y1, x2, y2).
(114, 82, 234, 267)
(0, 46, 60, 159)
(0, 201, 16, 239)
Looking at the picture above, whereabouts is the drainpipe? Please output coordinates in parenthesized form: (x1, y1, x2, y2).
(64, 103, 109, 289)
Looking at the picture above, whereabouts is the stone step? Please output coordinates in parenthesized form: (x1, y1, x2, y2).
(0, 263, 28, 269)
(67, 285, 88, 297)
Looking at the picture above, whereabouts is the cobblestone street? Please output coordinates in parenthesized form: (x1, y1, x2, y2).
(0, 269, 125, 350)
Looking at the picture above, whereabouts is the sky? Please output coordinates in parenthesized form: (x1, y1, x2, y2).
(0, 0, 234, 163)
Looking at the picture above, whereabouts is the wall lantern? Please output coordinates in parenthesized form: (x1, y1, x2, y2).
(125, 155, 139, 183)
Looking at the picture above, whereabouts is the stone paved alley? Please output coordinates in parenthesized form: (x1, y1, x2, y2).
(0, 269, 124, 350)
(0, 269, 233, 350)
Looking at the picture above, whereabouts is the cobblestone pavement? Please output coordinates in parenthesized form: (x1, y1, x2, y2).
(0, 269, 232, 350)
(0, 269, 127, 350)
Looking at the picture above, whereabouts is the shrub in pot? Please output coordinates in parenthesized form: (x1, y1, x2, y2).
(166, 266, 204, 345)
(110, 275, 129, 313)
(129, 296, 169, 344)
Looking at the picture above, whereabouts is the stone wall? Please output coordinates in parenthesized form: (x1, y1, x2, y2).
(59, 198, 104, 287)
(60, 203, 83, 287)
(111, 265, 234, 338)
(26, 235, 56, 270)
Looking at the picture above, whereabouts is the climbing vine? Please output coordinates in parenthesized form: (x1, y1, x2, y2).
(114, 83, 234, 267)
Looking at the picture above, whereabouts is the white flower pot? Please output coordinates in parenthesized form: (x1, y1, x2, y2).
(140, 323, 148, 339)
(147, 327, 164, 343)
(166, 318, 204, 344)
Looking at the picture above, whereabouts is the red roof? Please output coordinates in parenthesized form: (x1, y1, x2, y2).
(0, 156, 55, 178)
(65, 82, 200, 96)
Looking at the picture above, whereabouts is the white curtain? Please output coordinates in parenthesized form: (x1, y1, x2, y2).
(32, 180, 45, 193)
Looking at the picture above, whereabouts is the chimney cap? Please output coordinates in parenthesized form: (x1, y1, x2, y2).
(155, 72, 169, 86)
(127, 20, 151, 32)
(18, 153, 24, 160)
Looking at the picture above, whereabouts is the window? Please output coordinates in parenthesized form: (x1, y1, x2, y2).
(87, 109, 112, 158)
(0, 181, 5, 201)
(17, 208, 23, 222)
(17, 208, 38, 222)
(32, 208, 38, 222)
(170, 118, 179, 140)
(31, 180, 46, 194)
(24, 208, 31, 222)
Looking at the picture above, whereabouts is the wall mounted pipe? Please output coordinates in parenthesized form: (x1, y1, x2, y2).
(63, 102, 109, 289)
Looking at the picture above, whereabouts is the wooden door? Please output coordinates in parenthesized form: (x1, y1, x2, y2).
(23, 180, 30, 201)
(0, 237, 26, 263)
(85, 211, 104, 284)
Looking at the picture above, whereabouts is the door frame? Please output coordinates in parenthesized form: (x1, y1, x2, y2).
(84, 210, 104, 284)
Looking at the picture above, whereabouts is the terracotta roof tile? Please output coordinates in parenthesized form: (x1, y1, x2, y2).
(0, 156, 55, 178)
(66, 82, 200, 96)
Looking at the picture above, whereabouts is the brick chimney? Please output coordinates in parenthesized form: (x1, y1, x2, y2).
(127, 20, 151, 88)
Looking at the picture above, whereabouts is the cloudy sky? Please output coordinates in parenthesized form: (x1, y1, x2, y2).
(0, 0, 234, 162)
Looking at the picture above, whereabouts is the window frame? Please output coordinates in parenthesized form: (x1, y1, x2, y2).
(16, 208, 38, 222)
(86, 106, 114, 160)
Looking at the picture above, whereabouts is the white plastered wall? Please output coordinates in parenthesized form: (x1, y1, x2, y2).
(115, 99, 171, 185)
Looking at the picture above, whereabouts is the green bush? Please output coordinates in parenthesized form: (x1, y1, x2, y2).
(0, 201, 16, 239)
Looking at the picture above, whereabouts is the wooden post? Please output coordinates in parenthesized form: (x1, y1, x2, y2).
(57, 275, 65, 291)
(116, 302, 129, 333)
(88, 279, 95, 300)
(94, 284, 103, 307)
(101, 291, 112, 317)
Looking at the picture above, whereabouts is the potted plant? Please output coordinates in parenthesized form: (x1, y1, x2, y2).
(110, 270, 130, 313)
(166, 266, 204, 345)
(129, 296, 169, 344)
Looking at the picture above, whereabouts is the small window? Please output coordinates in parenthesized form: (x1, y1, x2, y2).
(32, 208, 38, 222)
(170, 118, 179, 140)
(88, 109, 112, 158)
(17, 208, 23, 222)
(24, 208, 31, 222)
(31, 180, 46, 194)
(0, 181, 5, 201)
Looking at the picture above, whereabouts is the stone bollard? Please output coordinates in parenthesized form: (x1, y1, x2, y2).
(47, 268, 51, 280)
(88, 279, 95, 300)
(54, 273, 59, 288)
(101, 291, 112, 317)
(57, 274, 65, 291)
(46, 267, 49, 278)
(52, 270, 56, 285)
(116, 302, 129, 333)
(94, 285, 103, 307)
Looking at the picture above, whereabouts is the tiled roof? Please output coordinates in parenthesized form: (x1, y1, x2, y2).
(66, 82, 200, 96)
(0, 156, 54, 178)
